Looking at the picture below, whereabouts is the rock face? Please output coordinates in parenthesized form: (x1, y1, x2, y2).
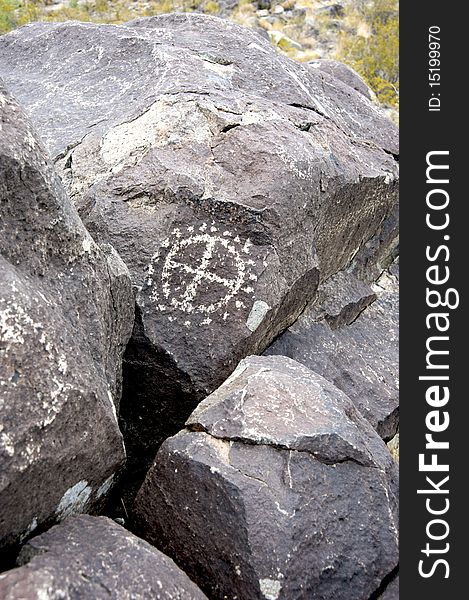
(265, 266, 399, 439)
(0, 14, 398, 477)
(308, 59, 373, 100)
(303, 270, 377, 330)
(350, 203, 399, 284)
(0, 515, 207, 599)
(0, 83, 134, 550)
(134, 355, 399, 600)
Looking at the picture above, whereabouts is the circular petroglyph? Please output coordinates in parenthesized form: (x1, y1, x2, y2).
(146, 224, 257, 325)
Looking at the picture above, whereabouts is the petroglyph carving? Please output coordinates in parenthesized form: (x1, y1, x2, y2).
(146, 224, 256, 324)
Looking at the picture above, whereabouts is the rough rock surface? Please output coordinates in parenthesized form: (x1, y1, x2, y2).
(0, 83, 134, 550)
(0, 14, 399, 475)
(308, 59, 373, 100)
(304, 270, 376, 329)
(134, 355, 399, 600)
(350, 203, 399, 284)
(0, 515, 207, 599)
(265, 266, 399, 439)
(378, 574, 399, 600)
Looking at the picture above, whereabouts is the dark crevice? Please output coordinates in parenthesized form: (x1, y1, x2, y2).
(292, 121, 315, 132)
(110, 303, 199, 512)
(288, 102, 325, 118)
(64, 152, 73, 170)
(368, 565, 399, 600)
(351, 138, 399, 163)
(80, 571, 113, 596)
(53, 136, 86, 163)
(185, 424, 374, 469)
(220, 123, 241, 133)
(383, 148, 399, 162)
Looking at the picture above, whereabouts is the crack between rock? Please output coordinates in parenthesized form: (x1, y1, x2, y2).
(220, 122, 241, 134)
(288, 102, 325, 118)
(342, 296, 379, 328)
(186, 424, 374, 469)
(382, 148, 399, 162)
(287, 100, 357, 143)
(351, 138, 399, 164)
(235, 470, 269, 488)
(53, 132, 89, 164)
(79, 571, 112, 596)
(104, 254, 119, 367)
(368, 564, 399, 600)
(288, 102, 398, 163)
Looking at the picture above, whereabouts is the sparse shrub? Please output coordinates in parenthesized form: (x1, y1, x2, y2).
(204, 0, 220, 15)
(336, 0, 399, 109)
(0, 0, 17, 34)
(95, 0, 109, 12)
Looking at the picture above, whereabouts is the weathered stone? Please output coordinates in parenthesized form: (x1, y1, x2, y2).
(350, 203, 399, 284)
(134, 355, 399, 600)
(389, 255, 399, 279)
(0, 83, 134, 550)
(308, 59, 372, 100)
(265, 267, 399, 439)
(307, 270, 376, 329)
(0, 15, 398, 475)
(0, 515, 207, 599)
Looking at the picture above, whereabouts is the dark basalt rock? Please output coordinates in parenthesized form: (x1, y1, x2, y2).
(265, 267, 399, 439)
(134, 355, 399, 600)
(0, 515, 207, 599)
(308, 59, 372, 100)
(0, 14, 398, 481)
(350, 203, 399, 284)
(0, 83, 134, 550)
(305, 270, 376, 329)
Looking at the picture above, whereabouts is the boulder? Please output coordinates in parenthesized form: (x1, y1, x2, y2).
(265, 266, 399, 439)
(0, 14, 399, 476)
(0, 515, 207, 599)
(0, 83, 134, 550)
(307, 59, 372, 100)
(134, 355, 399, 600)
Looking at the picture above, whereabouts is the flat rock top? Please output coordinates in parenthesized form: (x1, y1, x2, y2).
(187, 354, 393, 469)
(0, 13, 398, 161)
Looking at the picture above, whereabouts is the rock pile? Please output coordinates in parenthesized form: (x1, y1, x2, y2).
(0, 13, 398, 484)
(265, 264, 399, 439)
(0, 13, 398, 599)
(134, 355, 399, 600)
